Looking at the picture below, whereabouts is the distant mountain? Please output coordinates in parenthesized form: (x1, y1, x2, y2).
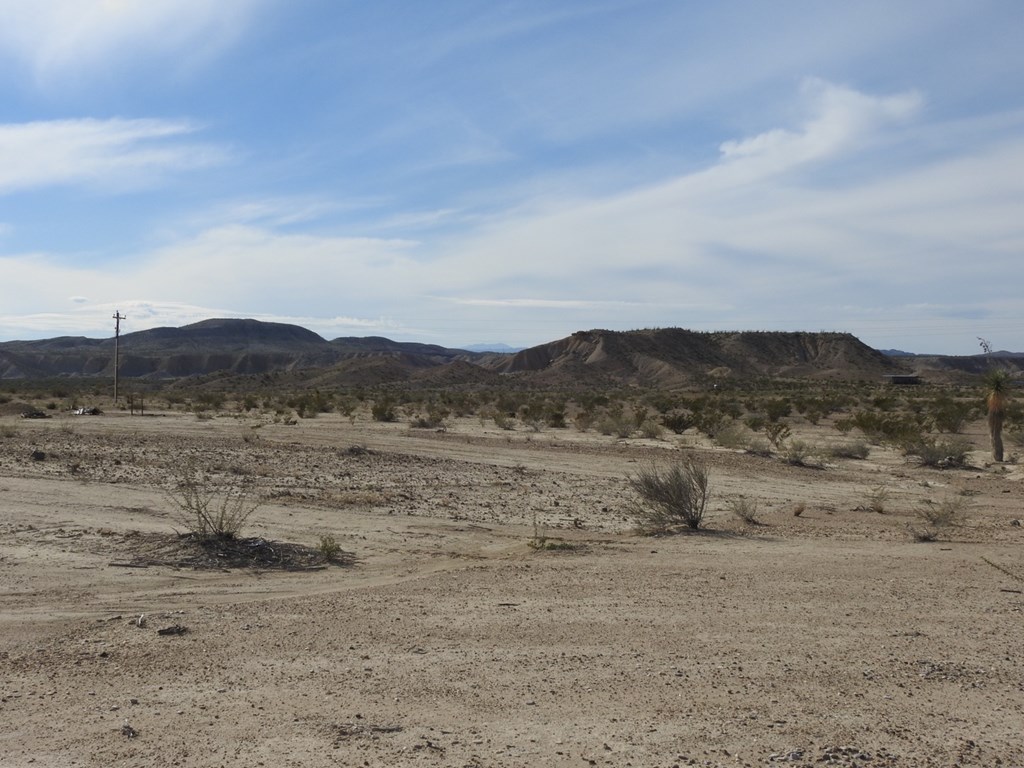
(878, 348, 918, 357)
(0, 318, 476, 380)
(473, 328, 902, 386)
(7, 318, 1018, 387)
(460, 342, 522, 354)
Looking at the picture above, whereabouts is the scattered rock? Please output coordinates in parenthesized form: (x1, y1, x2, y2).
(156, 624, 188, 636)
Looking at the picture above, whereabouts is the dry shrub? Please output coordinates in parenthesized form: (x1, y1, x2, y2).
(909, 495, 972, 541)
(728, 497, 762, 525)
(863, 484, 890, 514)
(783, 439, 823, 467)
(166, 457, 262, 540)
(713, 421, 749, 449)
(903, 437, 972, 469)
(638, 418, 664, 439)
(628, 456, 710, 533)
(829, 440, 870, 460)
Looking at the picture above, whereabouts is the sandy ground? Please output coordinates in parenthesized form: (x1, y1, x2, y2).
(1, 409, 1022, 767)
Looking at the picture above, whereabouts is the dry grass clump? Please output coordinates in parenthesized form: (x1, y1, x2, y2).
(863, 484, 890, 514)
(909, 495, 973, 541)
(728, 497, 762, 525)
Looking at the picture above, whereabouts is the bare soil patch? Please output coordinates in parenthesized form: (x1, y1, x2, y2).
(1, 410, 1022, 767)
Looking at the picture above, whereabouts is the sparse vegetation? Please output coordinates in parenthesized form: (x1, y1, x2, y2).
(713, 421, 749, 450)
(783, 439, 822, 467)
(628, 456, 710, 534)
(764, 423, 792, 450)
(596, 410, 634, 439)
(165, 457, 262, 540)
(317, 534, 343, 561)
(902, 437, 972, 469)
(828, 440, 870, 460)
(863, 484, 890, 514)
(371, 397, 397, 423)
(910, 495, 972, 541)
(638, 418, 664, 439)
(728, 496, 762, 525)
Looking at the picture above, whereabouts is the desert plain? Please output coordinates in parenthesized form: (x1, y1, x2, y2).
(1, 403, 1022, 768)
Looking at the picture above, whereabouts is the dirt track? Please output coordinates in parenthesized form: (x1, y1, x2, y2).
(1, 410, 1022, 767)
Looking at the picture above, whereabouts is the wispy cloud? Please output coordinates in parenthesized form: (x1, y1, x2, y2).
(718, 79, 923, 171)
(0, 299, 402, 341)
(0, 118, 228, 193)
(0, 225, 422, 333)
(441, 297, 727, 311)
(0, 0, 270, 82)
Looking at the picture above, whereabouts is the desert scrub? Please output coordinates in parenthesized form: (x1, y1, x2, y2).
(713, 421, 750, 450)
(764, 423, 791, 450)
(862, 484, 890, 514)
(902, 437, 972, 469)
(660, 411, 694, 434)
(318, 534, 343, 561)
(165, 457, 263, 540)
(628, 455, 710, 533)
(909, 495, 972, 541)
(492, 411, 515, 430)
(596, 411, 634, 438)
(928, 396, 974, 434)
(728, 496, 762, 525)
(638, 418, 664, 439)
(783, 439, 823, 467)
(828, 440, 870, 460)
(370, 397, 397, 422)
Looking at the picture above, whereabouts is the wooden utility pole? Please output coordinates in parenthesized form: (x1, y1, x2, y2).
(113, 311, 125, 402)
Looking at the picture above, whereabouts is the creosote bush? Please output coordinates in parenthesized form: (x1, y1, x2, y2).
(371, 397, 397, 422)
(828, 440, 870, 460)
(783, 439, 822, 467)
(903, 437, 972, 469)
(628, 455, 710, 534)
(166, 457, 262, 540)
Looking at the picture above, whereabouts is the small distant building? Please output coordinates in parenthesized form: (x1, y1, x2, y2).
(883, 374, 922, 385)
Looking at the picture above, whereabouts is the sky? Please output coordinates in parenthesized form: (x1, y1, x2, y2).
(0, 1, 1022, 354)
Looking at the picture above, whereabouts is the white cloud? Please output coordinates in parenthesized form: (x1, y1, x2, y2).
(0, 0, 269, 81)
(0, 226, 425, 338)
(0, 299, 403, 342)
(2, 79, 1022, 353)
(0, 118, 228, 193)
(716, 79, 922, 184)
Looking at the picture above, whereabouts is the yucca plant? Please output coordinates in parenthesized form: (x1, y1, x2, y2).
(984, 369, 1012, 462)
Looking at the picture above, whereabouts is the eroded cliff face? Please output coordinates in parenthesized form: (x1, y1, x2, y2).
(478, 328, 902, 386)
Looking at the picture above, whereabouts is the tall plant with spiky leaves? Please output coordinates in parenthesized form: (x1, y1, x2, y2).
(984, 369, 1012, 462)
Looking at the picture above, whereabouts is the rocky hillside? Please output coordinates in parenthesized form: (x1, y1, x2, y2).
(478, 328, 903, 386)
(0, 319, 472, 380)
(8, 319, 999, 388)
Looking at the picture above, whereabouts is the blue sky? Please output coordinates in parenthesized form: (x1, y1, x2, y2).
(1, 0, 1022, 353)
